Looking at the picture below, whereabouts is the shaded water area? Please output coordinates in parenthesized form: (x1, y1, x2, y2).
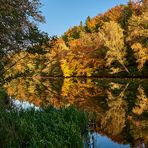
(3, 77, 148, 148)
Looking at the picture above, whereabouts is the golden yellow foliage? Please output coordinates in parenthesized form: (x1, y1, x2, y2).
(99, 21, 129, 73)
(127, 11, 148, 70)
(131, 43, 148, 70)
(104, 5, 124, 22)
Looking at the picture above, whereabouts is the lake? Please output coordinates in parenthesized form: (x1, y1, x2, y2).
(3, 77, 148, 148)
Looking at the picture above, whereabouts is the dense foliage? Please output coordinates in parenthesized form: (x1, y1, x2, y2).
(2, 0, 147, 80)
(0, 104, 88, 148)
(0, 0, 50, 79)
(61, 0, 148, 76)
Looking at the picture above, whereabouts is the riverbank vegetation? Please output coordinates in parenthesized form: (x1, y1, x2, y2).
(0, 103, 88, 148)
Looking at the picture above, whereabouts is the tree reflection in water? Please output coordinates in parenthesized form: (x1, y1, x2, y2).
(3, 78, 148, 147)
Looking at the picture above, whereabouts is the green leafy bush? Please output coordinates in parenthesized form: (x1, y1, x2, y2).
(0, 105, 88, 148)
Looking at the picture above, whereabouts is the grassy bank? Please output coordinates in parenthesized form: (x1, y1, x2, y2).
(0, 105, 88, 148)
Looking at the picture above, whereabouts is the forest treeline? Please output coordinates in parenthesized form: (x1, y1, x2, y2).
(1, 0, 148, 80)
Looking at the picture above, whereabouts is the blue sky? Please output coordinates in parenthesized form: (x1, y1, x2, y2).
(38, 0, 128, 36)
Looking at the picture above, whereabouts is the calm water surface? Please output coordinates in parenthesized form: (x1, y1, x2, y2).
(3, 78, 148, 148)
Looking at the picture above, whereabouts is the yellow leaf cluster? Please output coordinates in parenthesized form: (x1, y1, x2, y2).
(131, 43, 148, 70)
(99, 21, 129, 73)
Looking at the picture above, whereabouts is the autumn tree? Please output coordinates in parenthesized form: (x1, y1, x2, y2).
(3, 37, 64, 79)
(0, 0, 49, 76)
(127, 11, 148, 70)
(99, 21, 129, 74)
(85, 16, 98, 33)
(62, 26, 82, 46)
(103, 5, 124, 22)
(61, 32, 105, 77)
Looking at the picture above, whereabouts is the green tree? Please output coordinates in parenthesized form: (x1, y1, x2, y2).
(0, 0, 49, 75)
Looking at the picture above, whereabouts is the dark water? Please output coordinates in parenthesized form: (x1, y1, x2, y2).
(3, 77, 148, 148)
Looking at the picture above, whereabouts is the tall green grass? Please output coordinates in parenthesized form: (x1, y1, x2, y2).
(0, 105, 88, 148)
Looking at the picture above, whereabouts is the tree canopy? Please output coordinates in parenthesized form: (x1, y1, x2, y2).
(1, 0, 148, 80)
(0, 0, 49, 60)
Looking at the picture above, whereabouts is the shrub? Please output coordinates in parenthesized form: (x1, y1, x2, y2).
(0, 105, 88, 148)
